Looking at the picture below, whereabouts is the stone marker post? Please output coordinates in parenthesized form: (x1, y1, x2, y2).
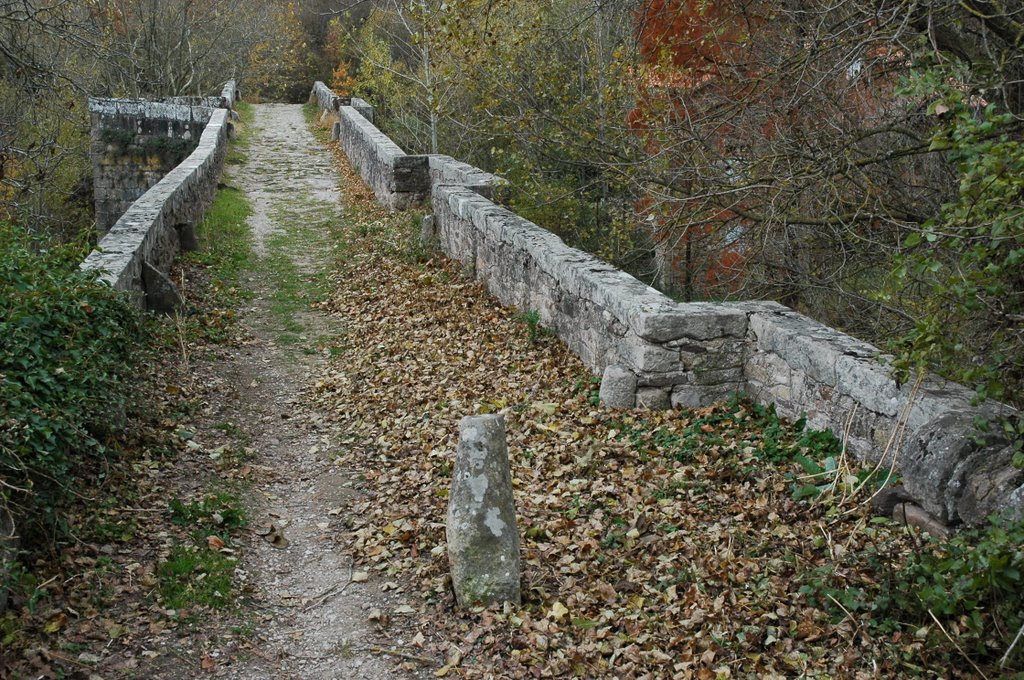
(446, 414, 521, 607)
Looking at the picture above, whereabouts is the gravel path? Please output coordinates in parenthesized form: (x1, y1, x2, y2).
(211, 103, 408, 679)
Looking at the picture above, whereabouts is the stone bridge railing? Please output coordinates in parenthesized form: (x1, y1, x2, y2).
(81, 81, 238, 311)
(311, 83, 1023, 528)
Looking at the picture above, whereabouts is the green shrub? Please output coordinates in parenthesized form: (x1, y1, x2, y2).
(887, 515, 1024, 665)
(0, 223, 142, 536)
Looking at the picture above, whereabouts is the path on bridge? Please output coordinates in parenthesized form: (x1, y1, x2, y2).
(205, 103, 403, 679)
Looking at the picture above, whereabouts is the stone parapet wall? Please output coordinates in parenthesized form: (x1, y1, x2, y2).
(81, 106, 231, 308)
(310, 81, 373, 123)
(89, 98, 216, 233)
(334, 106, 429, 210)
(432, 185, 756, 407)
(310, 82, 427, 209)
(427, 155, 507, 202)
(324, 82, 1023, 527)
(745, 307, 1023, 525)
(220, 80, 240, 108)
(432, 183, 1023, 525)
(152, 81, 239, 110)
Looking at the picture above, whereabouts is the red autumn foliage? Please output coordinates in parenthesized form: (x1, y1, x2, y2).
(630, 2, 762, 297)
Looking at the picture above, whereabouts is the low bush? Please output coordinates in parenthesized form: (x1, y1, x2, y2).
(0, 223, 142, 538)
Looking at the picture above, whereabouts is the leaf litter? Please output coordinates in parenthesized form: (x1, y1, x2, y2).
(311, 139, 1005, 678)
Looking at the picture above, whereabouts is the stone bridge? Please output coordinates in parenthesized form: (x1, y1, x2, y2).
(77, 79, 1023, 530)
(310, 81, 1023, 529)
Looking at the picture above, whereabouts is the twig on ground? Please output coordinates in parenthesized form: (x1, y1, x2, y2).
(928, 609, 989, 680)
(301, 564, 354, 612)
(1000, 620, 1024, 668)
(363, 646, 436, 665)
(825, 593, 860, 640)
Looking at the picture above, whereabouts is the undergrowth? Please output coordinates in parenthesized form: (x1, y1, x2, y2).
(160, 490, 247, 612)
(0, 223, 142, 539)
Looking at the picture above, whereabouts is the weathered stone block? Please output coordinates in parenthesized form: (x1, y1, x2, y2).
(949, 441, 1024, 525)
(175, 222, 198, 251)
(892, 503, 951, 539)
(636, 371, 690, 388)
(690, 366, 745, 386)
(745, 351, 791, 388)
(636, 387, 671, 409)
(142, 262, 184, 314)
(671, 386, 703, 409)
(634, 303, 749, 343)
(600, 365, 637, 409)
(620, 336, 680, 374)
(672, 383, 742, 409)
(420, 215, 438, 250)
(427, 155, 507, 202)
(447, 415, 521, 607)
(391, 155, 430, 192)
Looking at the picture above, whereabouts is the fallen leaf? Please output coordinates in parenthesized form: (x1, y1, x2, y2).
(548, 601, 569, 622)
(44, 613, 68, 634)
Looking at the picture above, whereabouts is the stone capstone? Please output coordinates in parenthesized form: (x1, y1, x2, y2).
(600, 365, 637, 409)
(446, 415, 521, 607)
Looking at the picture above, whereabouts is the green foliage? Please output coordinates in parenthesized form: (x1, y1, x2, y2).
(892, 62, 1024, 413)
(169, 491, 247, 540)
(100, 128, 195, 164)
(188, 185, 253, 285)
(161, 490, 246, 611)
(802, 514, 1024, 670)
(571, 374, 602, 406)
(99, 128, 136, 148)
(516, 309, 543, 344)
(610, 396, 891, 502)
(0, 224, 141, 535)
(180, 184, 254, 344)
(892, 517, 1024, 646)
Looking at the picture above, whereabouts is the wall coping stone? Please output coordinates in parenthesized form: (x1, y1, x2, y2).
(88, 97, 215, 124)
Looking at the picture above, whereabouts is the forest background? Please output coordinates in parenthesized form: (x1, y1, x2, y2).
(2, 0, 1023, 416)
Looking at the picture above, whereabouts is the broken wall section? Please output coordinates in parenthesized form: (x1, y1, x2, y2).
(90, 99, 214, 233)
